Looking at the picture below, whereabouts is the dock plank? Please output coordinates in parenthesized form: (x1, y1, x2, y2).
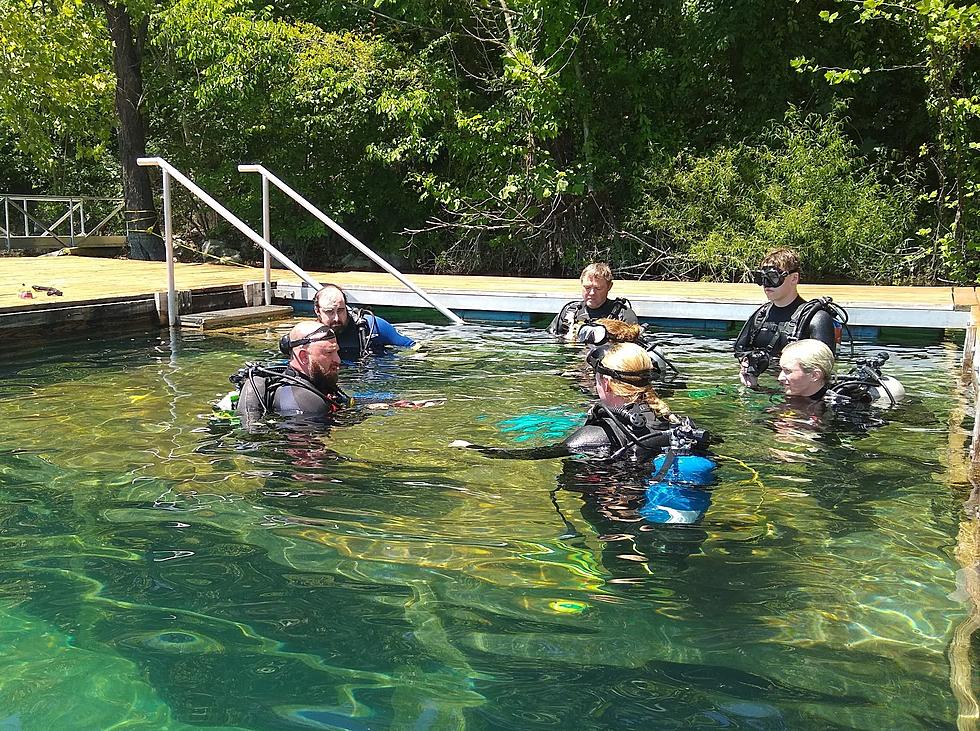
(0, 256, 972, 329)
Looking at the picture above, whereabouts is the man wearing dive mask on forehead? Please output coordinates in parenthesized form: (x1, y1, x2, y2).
(733, 248, 838, 388)
(233, 321, 352, 426)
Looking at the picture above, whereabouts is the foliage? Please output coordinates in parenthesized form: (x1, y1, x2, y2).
(0, 0, 976, 282)
(625, 111, 920, 284)
(794, 0, 980, 283)
(148, 0, 434, 265)
(0, 0, 115, 184)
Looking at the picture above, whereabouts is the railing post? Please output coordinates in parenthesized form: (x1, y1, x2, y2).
(3, 197, 9, 250)
(138, 157, 323, 291)
(262, 174, 272, 306)
(162, 170, 177, 328)
(69, 198, 76, 247)
(79, 198, 87, 236)
(237, 164, 463, 324)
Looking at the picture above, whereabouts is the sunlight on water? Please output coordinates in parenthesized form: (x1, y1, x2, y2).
(0, 324, 972, 729)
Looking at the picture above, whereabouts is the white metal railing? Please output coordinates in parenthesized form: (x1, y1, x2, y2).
(137, 157, 324, 327)
(1, 194, 125, 249)
(238, 164, 463, 325)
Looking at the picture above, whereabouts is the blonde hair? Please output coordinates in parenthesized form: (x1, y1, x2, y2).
(594, 318, 643, 343)
(781, 339, 835, 381)
(580, 262, 613, 283)
(600, 343, 672, 418)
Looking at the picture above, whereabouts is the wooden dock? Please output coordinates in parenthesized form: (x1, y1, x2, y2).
(0, 255, 976, 332)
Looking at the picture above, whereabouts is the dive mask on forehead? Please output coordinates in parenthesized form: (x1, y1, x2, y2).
(279, 325, 336, 355)
(587, 344, 657, 386)
(751, 267, 793, 288)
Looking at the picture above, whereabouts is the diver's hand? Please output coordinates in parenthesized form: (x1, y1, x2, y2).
(449, 440, 473, 448)
(738, 360, 758, 388)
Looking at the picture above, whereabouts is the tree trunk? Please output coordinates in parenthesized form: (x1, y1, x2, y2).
(103, 2, 163, 260)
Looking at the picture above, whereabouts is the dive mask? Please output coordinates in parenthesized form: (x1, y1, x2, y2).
(279, 325, 336, 355)
(576, 323, 609, 346)
(587, 344, 658, 386)
(751, 267, 794, 288)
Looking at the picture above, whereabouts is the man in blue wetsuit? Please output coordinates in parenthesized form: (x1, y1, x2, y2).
(313, 284, 415, 360)
(734, 248, 842, 388)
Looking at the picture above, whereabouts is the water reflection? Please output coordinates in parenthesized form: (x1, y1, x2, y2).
(0, 327, 967, 728)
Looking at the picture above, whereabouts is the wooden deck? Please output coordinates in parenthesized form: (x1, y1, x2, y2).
(0, 255, 975, 331)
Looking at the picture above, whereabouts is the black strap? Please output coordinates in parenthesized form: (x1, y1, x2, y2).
(608, 298, 628, 319)
(552, 301, 583, 335)
(252, 365, 348, 413)
(746, 302, 774, 351)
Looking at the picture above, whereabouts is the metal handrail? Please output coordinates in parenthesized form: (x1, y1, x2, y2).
(238, 164, 463, 325)
(0, 194, 122, 203)
(1, 193, 125, 249)
(137, 157, 324, 327)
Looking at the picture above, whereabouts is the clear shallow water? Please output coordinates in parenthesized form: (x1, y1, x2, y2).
(0, 323, 974, 729)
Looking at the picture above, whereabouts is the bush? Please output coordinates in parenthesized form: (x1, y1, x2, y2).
(624, 109, 923, 283)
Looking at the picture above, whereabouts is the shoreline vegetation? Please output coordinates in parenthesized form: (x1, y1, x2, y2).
(0, 0, 977, 285)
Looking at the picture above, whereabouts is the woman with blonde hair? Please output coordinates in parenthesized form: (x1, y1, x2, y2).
(590, 342, 673, 421)
(571, 318, 680, 386)
(452, 343, 709, 462)
(451, 342, 716, 527)
(777, 339, 835, 400)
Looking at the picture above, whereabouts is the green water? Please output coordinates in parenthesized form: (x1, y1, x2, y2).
(0, 324, 973, 729)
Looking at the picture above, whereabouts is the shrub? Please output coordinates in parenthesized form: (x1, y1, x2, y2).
(624, 109, 922, 283)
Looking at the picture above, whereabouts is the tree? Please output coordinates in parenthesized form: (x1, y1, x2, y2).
(0, 0, 114, 182)
(98, 1, 163, 260)
(0, 0, 163, 259)
(794, 0, 980, 283)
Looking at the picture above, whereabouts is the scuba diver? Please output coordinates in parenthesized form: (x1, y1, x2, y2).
(313, 284, 415, 360)
(548, 262, 638, 338)
(571, 317, 682, 389)
(777, 339, 906, 407)
(452, 343, 716, 533)
(735, 248, 849, 388)
(229, 321, 353, 428)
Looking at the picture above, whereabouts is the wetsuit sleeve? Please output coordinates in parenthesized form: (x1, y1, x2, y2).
(463, 442, 573, 460)
(562, 424, 614, 455)
(369, 315, 415, 348)
(806, 311, 837, 354)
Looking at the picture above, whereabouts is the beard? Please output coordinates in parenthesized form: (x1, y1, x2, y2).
(309, 361, 339, 392)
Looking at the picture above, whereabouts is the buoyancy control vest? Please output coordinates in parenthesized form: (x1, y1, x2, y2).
(336, 308, 377, 360)
(740, 296, 846, 357)
(565, 402, 711, 462)
(552, 297, 634, 336)
(232, 363, 351, 419)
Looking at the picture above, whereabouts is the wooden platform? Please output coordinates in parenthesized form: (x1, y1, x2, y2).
(275, 271, 979, 329)
(180, 305, 294, 330)
(0, 256, 975, 332)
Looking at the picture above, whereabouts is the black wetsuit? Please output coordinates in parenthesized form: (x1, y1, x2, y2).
(548, 298, 638, 336)
(236, 364, 350, 426)
(734, 296, 837, 374)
